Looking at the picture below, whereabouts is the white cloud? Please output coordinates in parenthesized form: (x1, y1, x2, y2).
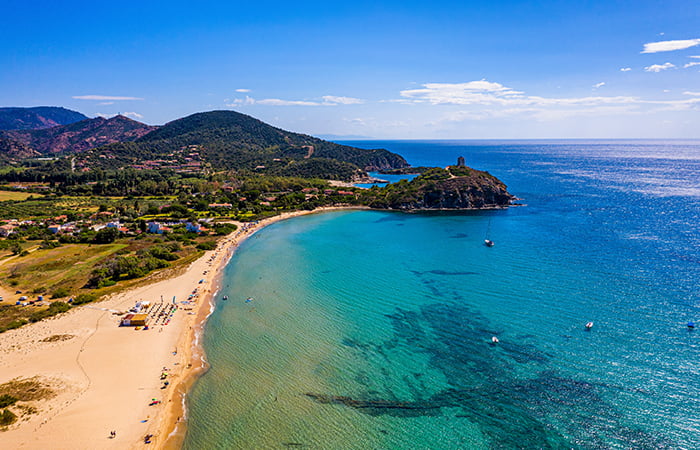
(620, 67, 632, 72)
(683, 91, 700, 96)
(226, 94, 365, 107)
(226, 97, 321, 106)
(395, 79, 700, 123)
(99, 102, 114, 105)
(642, 38, 700, 53)
(644, 62, 675, 72)
(683, 62, 700, 68)
(400, 80, 524, 105)
(122, 112, 144, 119)
(399, 81, 636, 107)
(593, 82, 605, 88)
(73, 95, 143, 101)
(343, 117, 370, 127)
(228, 96, 256, 106)
(691, 55, 700, 59)
(256, 98, 321, 106)
(321, 95, 364, 105)
(235, 88, 251, 93)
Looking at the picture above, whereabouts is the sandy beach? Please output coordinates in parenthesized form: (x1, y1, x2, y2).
(0, 208, 354, 449)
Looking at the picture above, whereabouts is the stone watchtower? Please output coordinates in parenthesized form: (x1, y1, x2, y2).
(457, 156, 466, 167)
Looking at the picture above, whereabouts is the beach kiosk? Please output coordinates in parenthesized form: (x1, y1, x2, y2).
(120, 313, 148, 327)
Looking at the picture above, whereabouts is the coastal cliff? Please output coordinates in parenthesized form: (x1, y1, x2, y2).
(363, 165, 514, 210)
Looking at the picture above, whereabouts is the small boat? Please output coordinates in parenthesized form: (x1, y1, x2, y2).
(484, 218, 494, 247)
(585, 321, 594, 330)
(688, 322, 695, 329)
(491, 336, 499, 343)
(245, 297, 253, 303)
(223, 295, 228, 301)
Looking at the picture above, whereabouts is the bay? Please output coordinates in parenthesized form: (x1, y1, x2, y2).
(185, 140, 700, 449)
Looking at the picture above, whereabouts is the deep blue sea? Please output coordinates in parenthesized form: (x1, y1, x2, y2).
(184, 140, 700, 449)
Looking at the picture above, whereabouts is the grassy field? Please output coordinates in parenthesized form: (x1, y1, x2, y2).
(0, 237, 206, 332)
(0, 191, 43, 201)
(0, 243, 128, 296)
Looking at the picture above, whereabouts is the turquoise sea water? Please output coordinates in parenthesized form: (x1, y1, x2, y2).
(185, 141, 700, 449)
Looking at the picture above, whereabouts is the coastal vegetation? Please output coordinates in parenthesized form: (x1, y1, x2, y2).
(357, 166, 512, 210)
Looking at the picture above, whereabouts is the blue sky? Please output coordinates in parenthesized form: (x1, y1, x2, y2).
(2, 0, 699, 138)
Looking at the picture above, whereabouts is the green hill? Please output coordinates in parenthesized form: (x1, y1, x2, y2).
(78, 110, 408, 180)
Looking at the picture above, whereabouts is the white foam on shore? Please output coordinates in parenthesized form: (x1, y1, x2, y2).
(166, 393, 187, 440)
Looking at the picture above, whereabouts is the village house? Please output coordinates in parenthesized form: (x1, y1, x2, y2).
(186, 222, 203, 233)
(147, 222, 173, 234)
(0, 224, 16, 237)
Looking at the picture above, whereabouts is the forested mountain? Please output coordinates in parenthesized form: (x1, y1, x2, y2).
(78, 110, 408, 180)
(0, 107, 88, 130)
(1, 115, 156, 156)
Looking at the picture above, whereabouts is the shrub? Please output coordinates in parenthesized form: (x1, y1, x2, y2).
(39, 240, 61, 250)
(0, 409, 17, 426)
(0, 394, 17, 408)
(58, 234, 79, 244)
(196, 241, 217, 251)
(51, 287, 70, 299)
(99, 279, 117, 288)
(214, 223, 237, 235)
(5, 319, 28, 330)
(163, 242, 181, 252)
(29, 301, 71, 322)
(92, 227, 120, 244)
(72, 293, 98, 305)
(148, 246, 178, 261)
(448, 165, 472, 177)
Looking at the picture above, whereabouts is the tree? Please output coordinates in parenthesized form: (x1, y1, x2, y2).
(10, 242, 22, 255)
(93, 227, 119, 244)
